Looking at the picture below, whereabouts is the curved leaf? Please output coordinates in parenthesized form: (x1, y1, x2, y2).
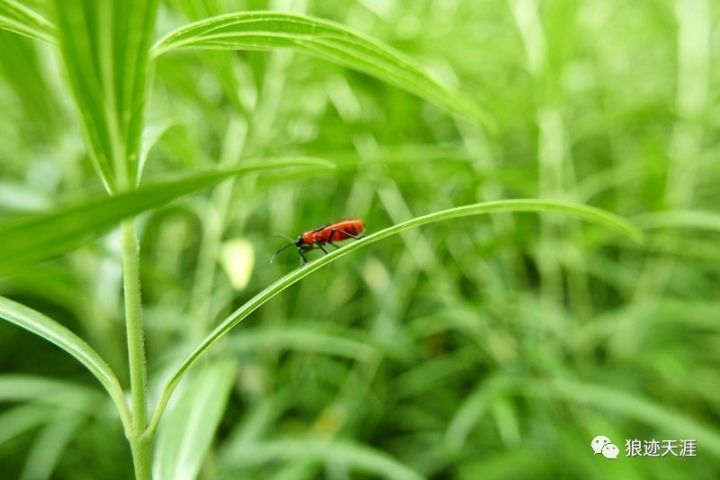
(634, 210, 720, 232)
(223, 439, 423, 480)
(445, 375, 516, 449)
(447, 374, 720, 459)
(221, 391, 290, 454)
(0, 158, 333, 275)
(144, 199, 641, 437)
(0, 0, 55, 43)
(0, 374, 102, 406)
(228, 327, 378, 361)
(0, 296, 131, 431)
(139, 121, 177, 182)
(534, 378, 720, 459)
(20, 411, 84, 480)
(152, 12, 491, 128)
(153, 359, 237, 480)
(50, 0, 160, 189)
(0, 404, 54, 445)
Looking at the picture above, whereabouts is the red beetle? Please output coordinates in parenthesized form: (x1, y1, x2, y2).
(272, 218, 365, 264)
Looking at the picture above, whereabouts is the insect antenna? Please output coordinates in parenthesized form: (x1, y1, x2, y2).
(273, 233, 296, 242)
(270, 233, 297, 264)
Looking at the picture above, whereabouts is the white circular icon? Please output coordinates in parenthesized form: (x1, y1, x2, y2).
(591, 435, 611, 454)
(601, 443, 619, 459)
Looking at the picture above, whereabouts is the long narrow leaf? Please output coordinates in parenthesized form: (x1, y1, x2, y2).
(153, 359, 237, 480)
(145, 199, 642, 437)
(634, 210, 720, 232)
(20, 412, 84, 480)
(152, 12, 491, 128)
(221, 391, 290, 454)
(0, 404, 54, 445)
(0, 296, 131, 431)
(0, 375, 102, 406)
(534, 378, 720, 459)
(0, 158, 333, 275)
(223, 439, 423, 480)
(228, 327, 378, 361)
(50, 0, 159, 190)
(445, 375, 517, 449)
(0, 0, 55, 43)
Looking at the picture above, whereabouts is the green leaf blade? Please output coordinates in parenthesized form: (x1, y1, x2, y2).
(0, 375, 102, 405)
(50, 0, 160, 189)
(538, 378, 720, 459)
(0, 404, 55, 446)
(0, 158, 333, 275)
(634, 210, 720, 232)
(0, 296, 130, 430)
(223, 439, 423, 480)
(153, 359, 237, 480)
(229, 327, 378, 362)
(0, 0, 55, 43)
(19, 412, 84, 480)
(152, 12, 491, 128)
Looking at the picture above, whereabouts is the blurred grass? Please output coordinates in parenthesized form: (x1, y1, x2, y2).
(1, 0, 719, 479)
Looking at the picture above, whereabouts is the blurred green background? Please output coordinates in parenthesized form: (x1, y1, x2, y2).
(1, 0, 719, 478)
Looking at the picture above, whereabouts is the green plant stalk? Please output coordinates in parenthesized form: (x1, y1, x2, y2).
(121, 220, 150, 480)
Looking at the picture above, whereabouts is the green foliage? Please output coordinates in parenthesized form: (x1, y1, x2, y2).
(0, 159, 332, 274)
(222, 439, 424, 480)
(50, 0, 159, 191)
(146, 199, 640, 440)
(152, 12, 491, 128)
(0, 297, 131, 431)
(153, 359, 237, 480)
(0, 0, 54, 43)
(0, 0, 719, 479)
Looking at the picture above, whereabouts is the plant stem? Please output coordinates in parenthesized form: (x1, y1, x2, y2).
(130, 437, 152, 480)
(122, 220, 151, 479)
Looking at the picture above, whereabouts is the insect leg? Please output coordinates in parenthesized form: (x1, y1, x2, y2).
(314, 242, 329, 254)
(326, 229, 340, 249)
(297, 246, 309, 265)
(344, 231, 364, 240)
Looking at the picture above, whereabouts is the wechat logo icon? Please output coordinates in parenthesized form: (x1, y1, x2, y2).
(592, 435, 619, 459)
